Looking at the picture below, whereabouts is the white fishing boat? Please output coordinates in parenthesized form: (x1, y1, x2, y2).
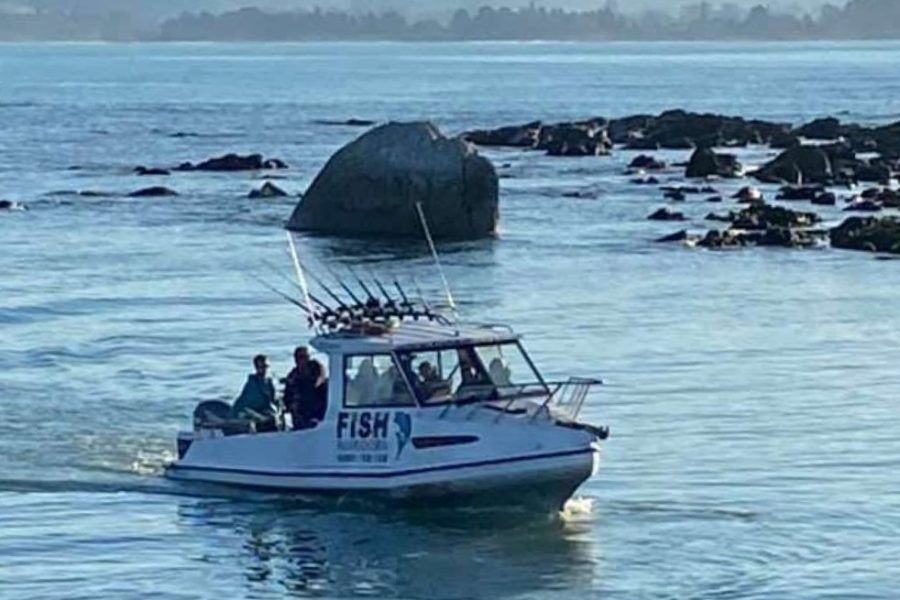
(166, 234, 609, 511)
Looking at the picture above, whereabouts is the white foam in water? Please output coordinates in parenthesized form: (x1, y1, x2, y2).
(560, 496, 594, 521)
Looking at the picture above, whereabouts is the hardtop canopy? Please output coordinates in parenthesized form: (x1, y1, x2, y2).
(310, 320, 521, 356)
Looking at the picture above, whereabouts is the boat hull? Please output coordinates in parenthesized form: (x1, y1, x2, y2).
(166, 446, 599, 511)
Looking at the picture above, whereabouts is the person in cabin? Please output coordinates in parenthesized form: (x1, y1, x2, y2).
(416, 360, 443, 399)
(290, 358, 327, 428)
(231, 354, 278, 430)
(283, 345, 316, 430)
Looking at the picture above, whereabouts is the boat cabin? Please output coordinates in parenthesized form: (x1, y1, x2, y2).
(312, 320, 551, 416)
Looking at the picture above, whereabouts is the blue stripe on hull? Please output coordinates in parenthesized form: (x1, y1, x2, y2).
(167, 446, 595, 480)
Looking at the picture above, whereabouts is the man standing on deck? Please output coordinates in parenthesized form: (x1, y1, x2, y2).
(283, 346, 317, 429)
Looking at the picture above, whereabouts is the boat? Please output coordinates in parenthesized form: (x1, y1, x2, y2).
(166, 237, 609, 511)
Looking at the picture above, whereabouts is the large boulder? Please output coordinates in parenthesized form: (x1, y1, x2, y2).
(830, 217, 900, 253)
(685, 147, 742, 178)
(287, 122, 498, 240)
(753, 145, 833, 185)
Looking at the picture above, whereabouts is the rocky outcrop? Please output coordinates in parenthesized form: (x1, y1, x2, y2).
(753, 145, 833, 185)
(793, 117, 844, 140)
(647, 207, 686, 221)
(249, 181, 288, 199)
(176, 153, 288, 172)
(694, 204, 823, 249)
(0, 200, 26, 211)
(536, 121, 611, 156)
(128, 186, 178, 197)
(134, 166, 171, 176)
(287, 122, 498, 240)
(464, 121, 542, 147)
(733, 186, 764, 204)
(629, 154, 667, 170)
(616, 110, 791, 149)
(830, 217, 900, 253)
(685, 147, 741, 178)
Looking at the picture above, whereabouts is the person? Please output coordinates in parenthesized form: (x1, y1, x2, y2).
(283, 346, 316, 430)
(415, 360, 443, 399)
(290, 359, 327, 428)
(232, 354, 278, 431)
(489, 357, 511, 387)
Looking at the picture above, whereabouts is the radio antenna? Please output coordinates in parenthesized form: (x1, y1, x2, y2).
(414, 202, 457, 315)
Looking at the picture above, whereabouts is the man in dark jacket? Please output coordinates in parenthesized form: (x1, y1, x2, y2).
(283, 346, 317, 429)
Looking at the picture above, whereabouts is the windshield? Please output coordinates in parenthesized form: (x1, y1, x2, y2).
(395, 342, 546, 405)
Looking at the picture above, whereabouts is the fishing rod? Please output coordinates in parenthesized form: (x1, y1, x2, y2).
(247, 272, 314, 326)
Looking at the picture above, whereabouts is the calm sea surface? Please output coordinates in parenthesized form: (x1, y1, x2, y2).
(2, 41, 900, 599)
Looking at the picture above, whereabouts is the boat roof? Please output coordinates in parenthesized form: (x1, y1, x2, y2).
(311, 320, 521, 355)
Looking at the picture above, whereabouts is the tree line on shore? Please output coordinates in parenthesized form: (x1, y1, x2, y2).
(154, 0, 900, 42)
(2, 0, 900, 41)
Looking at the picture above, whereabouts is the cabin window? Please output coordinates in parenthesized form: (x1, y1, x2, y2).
(397, 346, 495, 405)
(395, 342, 547, 405)
(472, 343, 539, 389)
(343, 354, 415, 408)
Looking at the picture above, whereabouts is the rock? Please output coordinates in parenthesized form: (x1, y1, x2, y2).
(134, 166, 171, 176)
(0, 199, 26, 211)
(830, 216, 900, 253)
(662, 185, 701, 195)
(286, 121, 498, 240)
(705, 212, 730, 222)
(843, 199, 883, 212)
(757, 227, 820, 248)
(648, 207, 686, 221)
(249, 181, 288, 199)
(538, 123, 611, 157)
(315, 118, 376, 127)
(853, 160, 892, 183)
(181, 153, 288, 172)
(811, 192, 837, 206)
(753, 145, 833, 185)
(729, 203, 821, 230)
(664, 190, 687, 202)
(777, 185, 823, 201)
(620, 110, 792, 150)
(706, 196, 724, 203)
(700, 186, 719, 194)
(79, 190, 109, 197)
(562, 190, 597, 199)
(629, 154, 667, 170)
(685, 147, 742, 178)
(263, 158, 288, 169)
(630, 176, 660, 185)
(733, 186, 764, 204)
(128, 186, 178, 198)
(794, 117, 843, 140)
(464, 121, 542, 148)
(655, 230, 689, 243)
(861, 187, 900, 208)
(698, 229, 752, 249)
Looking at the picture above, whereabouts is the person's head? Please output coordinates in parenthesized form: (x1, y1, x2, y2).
(294, 346, 310, 367)
(253, 354, 269, 376)
(418, 361, 434, 378)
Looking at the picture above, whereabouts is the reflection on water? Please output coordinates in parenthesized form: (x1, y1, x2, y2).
(177, 495, 601, 599)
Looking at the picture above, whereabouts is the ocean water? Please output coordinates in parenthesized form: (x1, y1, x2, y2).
(2, 41, 900, 599)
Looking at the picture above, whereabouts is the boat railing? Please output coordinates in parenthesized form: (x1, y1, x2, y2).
(430, 378, 602, 421)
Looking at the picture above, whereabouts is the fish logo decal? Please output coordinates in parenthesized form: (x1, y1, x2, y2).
(393, 412, 412, 458)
